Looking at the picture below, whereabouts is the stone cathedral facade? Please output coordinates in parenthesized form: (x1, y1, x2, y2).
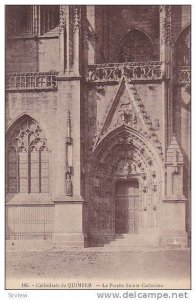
(5, 5, 191, 249)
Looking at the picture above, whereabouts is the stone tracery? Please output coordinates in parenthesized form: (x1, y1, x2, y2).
(7, 115, 49, 194)
(117, 29, 155, 62)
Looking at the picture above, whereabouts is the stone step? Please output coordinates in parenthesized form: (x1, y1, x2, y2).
(106, 240, 157, 246)
(102, 233, 159, 248)
(101, 244, 158, 251)
(109, 238, 157, 244)
(87, 232, 161, 248)
(105, 240, 157, 246)
(112, 237, 155, 242)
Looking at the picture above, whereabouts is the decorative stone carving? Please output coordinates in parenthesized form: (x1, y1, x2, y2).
(8, 116, 46, 151)
(185, 83, 191, 96)
(175, 65, 191, 98)
(66, 173, 73, 196)
(73, 7, 81, 33)
(154, 118, 160, 130)
(142, 173, 148, 192)
(7, 115, 49, 193)
(166, 135, 185, 198)
(117, 100, 137, 126)
(151, 171, 157, 191)
(65, 110, 73, 196)
(6, 72, 58, 92)
(161, 18, 174, 46)
(175, 67, 190, 85)
(116, 160, 130, 178)
(171, 150, 180, 174)
(160, 5, 174, 46)
(87, 126, 163, 234)
(59, 8, 65, 34)
(95, 85, 105, 101)
(92, 79, 163, 159)
(66, 110, 72, 144)
(88, 62, 163, 83)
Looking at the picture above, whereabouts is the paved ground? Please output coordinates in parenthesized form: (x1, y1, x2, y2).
(6, 248, 190, 289)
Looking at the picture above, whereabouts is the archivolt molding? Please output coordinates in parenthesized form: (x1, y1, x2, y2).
(89, 127, 163, 181)
(87, 127, 164, 233)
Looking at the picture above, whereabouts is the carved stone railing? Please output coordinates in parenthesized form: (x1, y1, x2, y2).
(6, 71, 58, 91)
(175, 66, 191, 85)
(87, 62, 163, 83)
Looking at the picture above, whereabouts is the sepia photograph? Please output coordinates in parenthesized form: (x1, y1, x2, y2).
(5, 4, 191, 290)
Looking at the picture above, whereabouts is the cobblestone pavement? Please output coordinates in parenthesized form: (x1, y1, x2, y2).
(6, 248, 190, 289)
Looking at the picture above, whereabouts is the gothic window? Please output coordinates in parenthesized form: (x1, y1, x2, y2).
(175, 25, 191, 66)
(117, 29, 155, 63)
(6, 5, 33, 36)
(6, 5, 60, 37)
(7, 116, 49, 193)
(40, 6, 60, 35)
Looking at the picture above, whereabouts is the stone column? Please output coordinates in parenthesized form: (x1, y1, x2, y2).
(73, 7, 81, 75)
(59, 6, 66, 74)
(160, 5, 174, 149)
(32, 5, 39, 36)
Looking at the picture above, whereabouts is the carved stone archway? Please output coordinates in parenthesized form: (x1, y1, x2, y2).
(87, 125, 164, 242)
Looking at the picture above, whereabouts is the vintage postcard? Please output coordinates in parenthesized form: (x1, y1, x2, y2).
(5, 4, 191, 290)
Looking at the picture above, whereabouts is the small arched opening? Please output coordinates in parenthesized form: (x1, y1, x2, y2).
(117, 29, 155, 63)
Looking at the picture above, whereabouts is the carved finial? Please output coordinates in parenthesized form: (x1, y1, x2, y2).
(73, 7, 81, 32)
(160, 6, 174, 46)
(59, 8, 65, 34)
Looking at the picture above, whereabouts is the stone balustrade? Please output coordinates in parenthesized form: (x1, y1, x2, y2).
(6, 71, 58, 91)
(87, 61, 163, 83)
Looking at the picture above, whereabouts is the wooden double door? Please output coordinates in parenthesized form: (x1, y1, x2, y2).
(115, 180, 140, 234)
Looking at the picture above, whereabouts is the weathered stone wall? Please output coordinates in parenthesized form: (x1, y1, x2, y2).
(6, 90, 58, 198)
(6, 39, 39, 72)
(38, 37, 61, 71)
(6, 36, 60, 73)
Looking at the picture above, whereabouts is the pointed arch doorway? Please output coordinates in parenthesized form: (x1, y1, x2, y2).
(87, 126, 164, 245)
(115, 179, 140, 234)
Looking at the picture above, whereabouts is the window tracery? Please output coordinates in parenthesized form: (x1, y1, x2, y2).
(117, 30, 155, 63)
(7, 116, 49, 193)
(6, 5, 60, 37)
(175, 26, 191, 66)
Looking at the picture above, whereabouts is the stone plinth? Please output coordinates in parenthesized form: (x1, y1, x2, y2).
(160, 197, 188, 247)
(52, 196, 86, 247)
